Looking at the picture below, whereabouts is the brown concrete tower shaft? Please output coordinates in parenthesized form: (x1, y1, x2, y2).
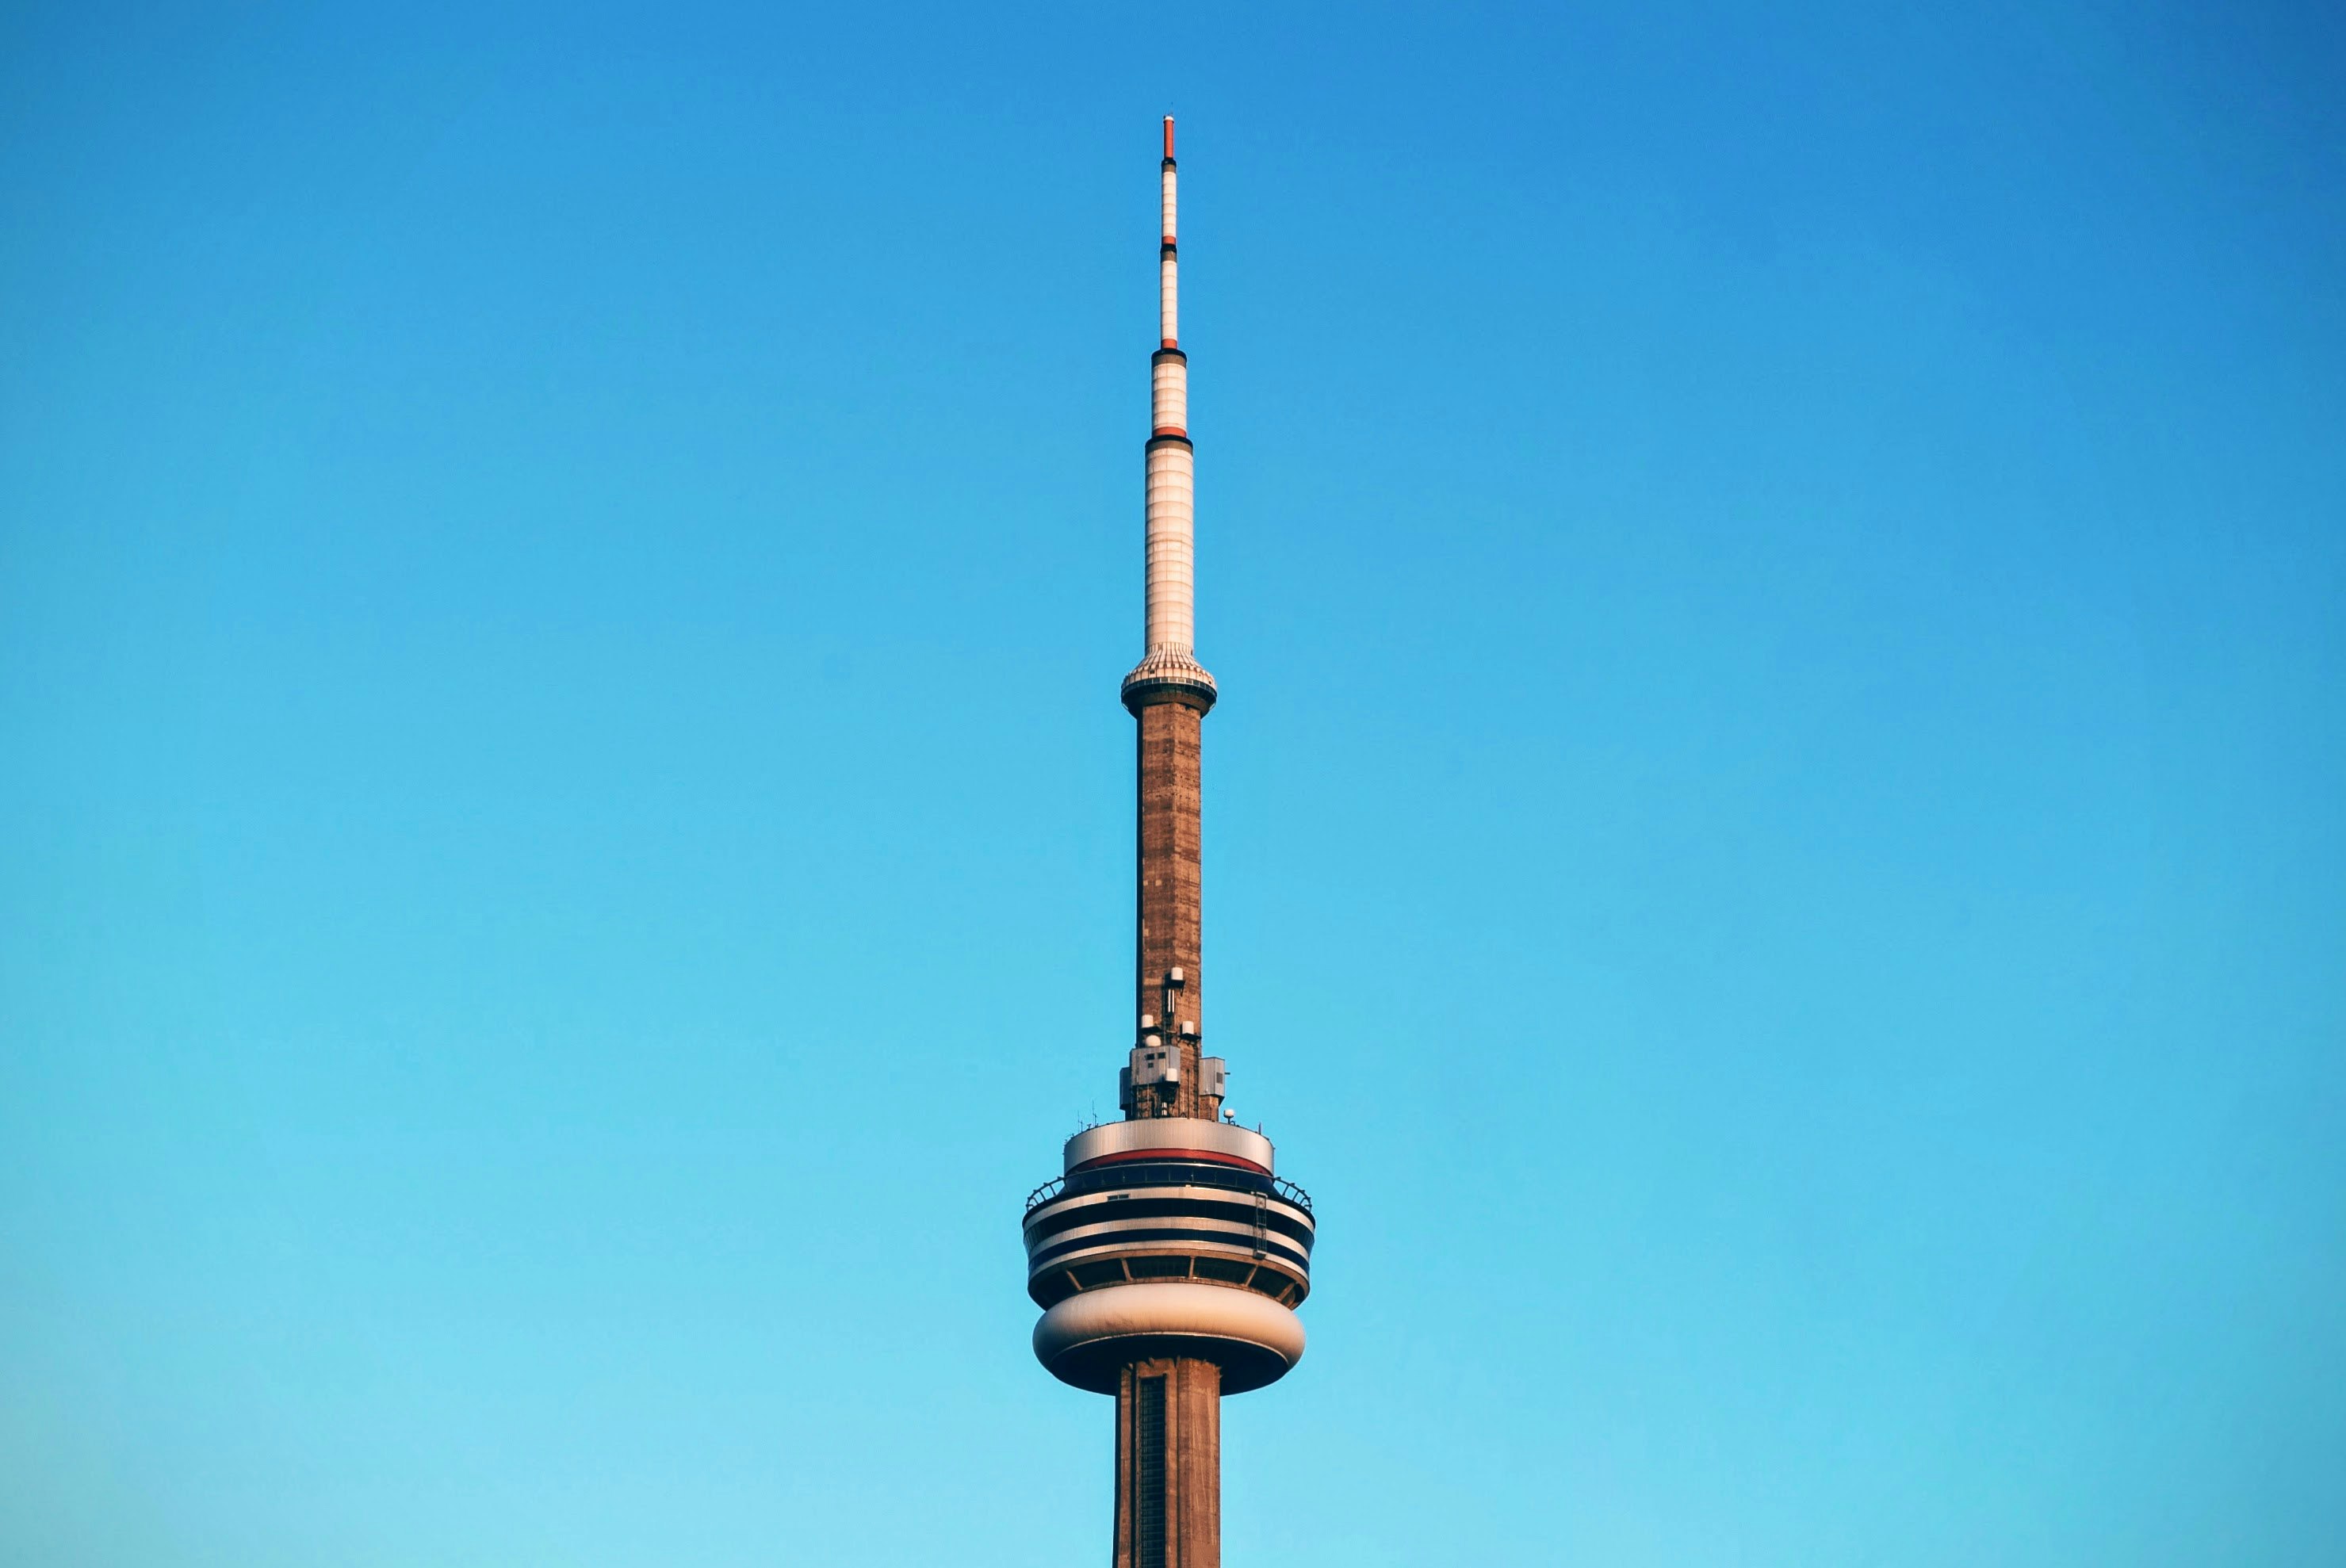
(1114, 1357, 1221, 1568)
(1133, 695, 1207, 1117)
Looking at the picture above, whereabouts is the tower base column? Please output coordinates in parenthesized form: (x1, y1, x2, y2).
(1112, 1356, 1220, 1568)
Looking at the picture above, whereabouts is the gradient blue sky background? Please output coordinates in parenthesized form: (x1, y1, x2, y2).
(3, 3, 2341, 1564)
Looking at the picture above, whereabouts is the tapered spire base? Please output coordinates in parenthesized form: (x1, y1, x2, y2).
(1121, 649, 1218, 716)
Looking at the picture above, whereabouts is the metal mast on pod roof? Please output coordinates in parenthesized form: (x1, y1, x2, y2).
(1022, 118, 1316, 1568)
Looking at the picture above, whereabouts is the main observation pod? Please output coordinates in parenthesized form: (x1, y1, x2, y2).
(1025, 1122, 1314, 1394)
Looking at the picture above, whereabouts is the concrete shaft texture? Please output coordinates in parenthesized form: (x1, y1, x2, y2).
(1114, 1356, 1222, 1568)
(1133, 697, 1204, 1119)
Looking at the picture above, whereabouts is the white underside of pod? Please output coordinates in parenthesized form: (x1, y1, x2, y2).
(1034, 1281, 1303, 1371)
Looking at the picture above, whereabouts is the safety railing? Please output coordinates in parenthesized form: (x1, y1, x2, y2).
(1023, 1165, 1314, 1221)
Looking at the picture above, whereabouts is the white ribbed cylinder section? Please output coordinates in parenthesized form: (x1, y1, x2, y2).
(1035, 1285, 1306, 1371)
(1161, 164, 1177, 242)
(1144, 440, 1195, 653)
(1153, 355, 1187, 434)
(1159, 253, 1178, 345)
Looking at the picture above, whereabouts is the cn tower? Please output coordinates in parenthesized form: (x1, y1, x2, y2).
(1021, 118, 1315, 1568)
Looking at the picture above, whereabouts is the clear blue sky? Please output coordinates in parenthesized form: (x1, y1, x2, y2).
(2, 3, 2340, 1563)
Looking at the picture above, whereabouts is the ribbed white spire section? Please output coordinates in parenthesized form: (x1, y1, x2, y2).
(1125, 117, 1213, 705)
(1158, 252, 1179, 347)
(1145, 439, 1196, 654)
(1153, 354, 1187, 434)
(1146, 116, 1194, 660)
(1159, 141, 1179, 346)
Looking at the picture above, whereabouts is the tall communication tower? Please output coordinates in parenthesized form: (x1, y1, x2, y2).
(1020, 118, 1316, 1568)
